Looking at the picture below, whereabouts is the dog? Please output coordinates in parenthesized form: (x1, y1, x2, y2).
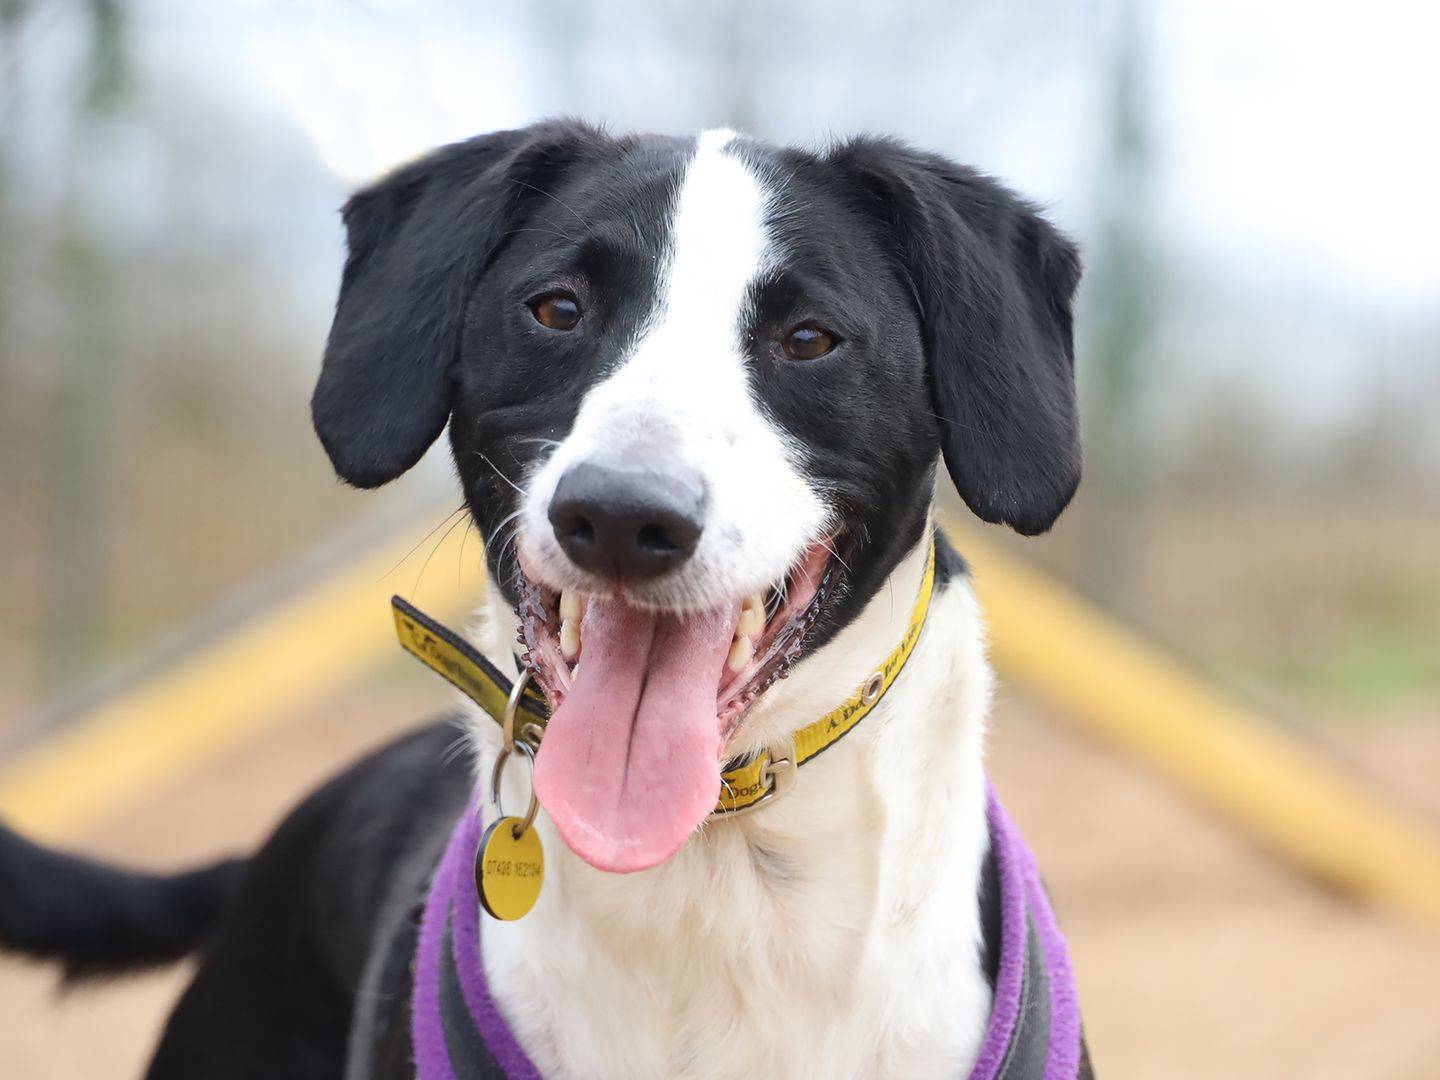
(1, 122, 1094, 1079)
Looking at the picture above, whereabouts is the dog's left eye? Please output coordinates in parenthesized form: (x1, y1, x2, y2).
(529, 292, 583, 331)
(781, 324, 838, 361)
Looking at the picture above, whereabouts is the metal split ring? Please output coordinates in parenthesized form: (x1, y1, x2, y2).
(492, 667, 541, 837)
(501, 668, 534, 753)
(490, 739, 540, 838)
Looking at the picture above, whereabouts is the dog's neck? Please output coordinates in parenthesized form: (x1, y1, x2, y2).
(462, 531, 997, 1079)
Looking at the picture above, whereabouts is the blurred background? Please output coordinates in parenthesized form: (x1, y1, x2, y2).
(1, 0, 1437, 1076)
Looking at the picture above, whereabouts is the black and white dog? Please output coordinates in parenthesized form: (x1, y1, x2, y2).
(1, 123, 1093, 1079)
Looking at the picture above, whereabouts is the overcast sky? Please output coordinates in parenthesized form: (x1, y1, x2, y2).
(217, 0, 1440, 313)
(8, 0, 1437, 448)
(15, 0, 1436, 312)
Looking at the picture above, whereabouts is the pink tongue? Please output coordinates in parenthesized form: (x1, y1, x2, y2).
(532, 596, 737, 873)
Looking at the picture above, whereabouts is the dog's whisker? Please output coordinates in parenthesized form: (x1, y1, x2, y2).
(412, 508, 472, 598)
(457, 517, 479, 592)
(439, 731, 473, 768)
(384, 504, 468, 581)
(816, 537, 851, 574)
(924, 409, 990, 438)
(506, 177, 590, 231)
(502, 226, 579, 245)
(477, 453, 529, 497)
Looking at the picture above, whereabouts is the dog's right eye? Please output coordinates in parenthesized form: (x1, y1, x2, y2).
(781, 323, 838, 361)
(529, 292, 583, 331)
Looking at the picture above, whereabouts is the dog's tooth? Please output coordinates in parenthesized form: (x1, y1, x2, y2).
(560, 589, 584, 622)
(560, 618, 581, 661)
(737, 595, 765, 638)
(727, 634, 753, 673)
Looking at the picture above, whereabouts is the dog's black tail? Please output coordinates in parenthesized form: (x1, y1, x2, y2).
(0, 819, 245, 982)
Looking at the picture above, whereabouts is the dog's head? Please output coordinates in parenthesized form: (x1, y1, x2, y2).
(314, 122, 1080, 872)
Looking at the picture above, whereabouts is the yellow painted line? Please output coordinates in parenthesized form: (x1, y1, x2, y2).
(951, 522, 1440, 927)
(0, 514, 484, 843)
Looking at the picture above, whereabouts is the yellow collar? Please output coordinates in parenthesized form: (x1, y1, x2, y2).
(392, 541, 936, 819)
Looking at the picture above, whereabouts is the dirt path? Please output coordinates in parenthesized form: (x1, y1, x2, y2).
(990, 707, 1440, 1079)
(3, 673, 1437, 1078)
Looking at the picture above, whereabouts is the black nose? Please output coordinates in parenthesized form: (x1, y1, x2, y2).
(548, 462, 706, 581)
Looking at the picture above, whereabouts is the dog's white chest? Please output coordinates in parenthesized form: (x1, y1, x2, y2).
(480, 819, 992, 1080)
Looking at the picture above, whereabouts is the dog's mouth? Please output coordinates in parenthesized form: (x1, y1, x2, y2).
(512, 541, 835, 874)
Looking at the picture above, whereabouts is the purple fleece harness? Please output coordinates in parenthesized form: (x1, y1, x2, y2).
(412, 783, 1081, 1080)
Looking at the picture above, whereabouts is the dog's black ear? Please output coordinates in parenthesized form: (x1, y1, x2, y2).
(831, 138, 1082, 535)
(313, 121, 598, 488)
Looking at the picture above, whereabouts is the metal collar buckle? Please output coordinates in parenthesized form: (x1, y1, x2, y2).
(720, 738, 798, 819)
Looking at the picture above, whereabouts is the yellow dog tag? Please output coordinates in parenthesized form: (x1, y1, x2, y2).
(475, 816, 544, 921)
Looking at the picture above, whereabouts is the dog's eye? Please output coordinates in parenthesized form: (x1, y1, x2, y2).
(530, 292, 582, 331)
(781, 324, 837, 361)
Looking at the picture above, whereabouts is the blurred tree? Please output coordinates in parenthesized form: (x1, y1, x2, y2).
(1077, 0, 1156, 612)
(34, 0, 128, 691)
(0, 0, 26, 341)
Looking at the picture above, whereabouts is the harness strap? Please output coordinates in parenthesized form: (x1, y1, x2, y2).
(413, 802, 540, 1080)
(413, 783, 1082, 1080)
(969, 785, 1084, 1080)
(436, 913, 505, 1080)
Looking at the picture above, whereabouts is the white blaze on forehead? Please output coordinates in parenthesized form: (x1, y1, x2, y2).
(600, 127, 776, 426)
(520, 127, 828, 609)
(660, 128, 772, 339)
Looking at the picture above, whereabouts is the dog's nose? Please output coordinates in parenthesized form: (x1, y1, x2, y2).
(548, 462, 706, 581)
